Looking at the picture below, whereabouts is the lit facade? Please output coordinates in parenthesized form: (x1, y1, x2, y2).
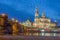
(0, 7, 59, 36)
(33, 7, 56, 30)
(21, 6, 59, 36)
(0, 14, 8, 35)
(22, 6, 56, 30)
(11, 19, 18, 35)
(22, 18, 32, 27)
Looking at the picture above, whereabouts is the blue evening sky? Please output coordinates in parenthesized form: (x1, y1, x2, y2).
(0, 0, 60, 26)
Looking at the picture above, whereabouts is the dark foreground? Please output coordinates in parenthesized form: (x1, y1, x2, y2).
(0, 35, 60, 40)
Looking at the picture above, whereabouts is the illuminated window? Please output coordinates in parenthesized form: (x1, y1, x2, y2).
(53, 33, 56, 36)
(40, 32, 45, 36)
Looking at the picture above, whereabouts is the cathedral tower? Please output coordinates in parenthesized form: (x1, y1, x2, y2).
(33, 6, 39, 27)
(34, 6, 39, 23)
(35, 6, 39, 18)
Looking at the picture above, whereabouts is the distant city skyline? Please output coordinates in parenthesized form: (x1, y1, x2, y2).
(0, 0, 60, 26)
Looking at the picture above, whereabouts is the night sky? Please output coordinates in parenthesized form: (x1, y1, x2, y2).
(0, 0, 60, 26)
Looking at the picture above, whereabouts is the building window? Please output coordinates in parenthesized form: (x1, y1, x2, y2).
(53, 33, 56, 36)
(41, 32, 45, 36)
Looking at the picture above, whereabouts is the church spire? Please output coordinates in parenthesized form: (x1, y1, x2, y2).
(41, 11, 45, 18)
(35, 6, 39, 18)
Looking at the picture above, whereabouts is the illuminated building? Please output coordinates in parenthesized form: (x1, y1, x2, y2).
(22, 6, 59, 36)
(6, 20, 12, 34)
(33, 6, 56, 29)
(22, 6, 56, 30)
(17, 22, 28, 35)
(0, 14, 8, 26)
(11, 18, 18, 36)
(0, 14, 8, 35)
(0, 8, 59, 36)
(22, 17, 32, 27)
